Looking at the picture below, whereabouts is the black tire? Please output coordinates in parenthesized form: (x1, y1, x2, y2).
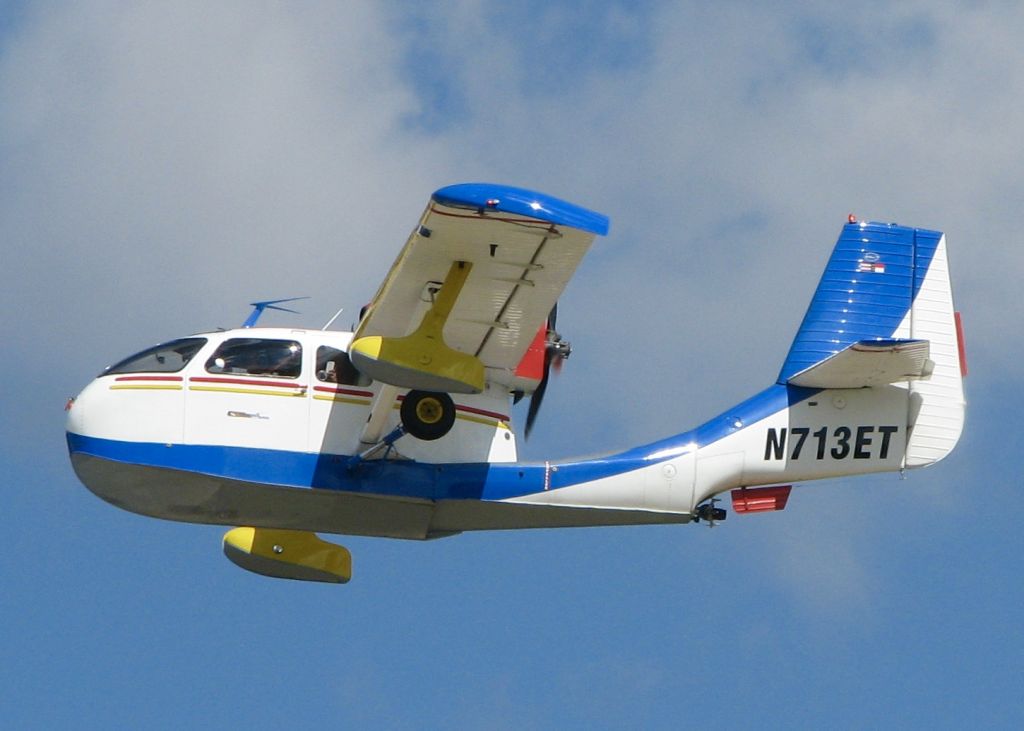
(400, 390, 456, 441)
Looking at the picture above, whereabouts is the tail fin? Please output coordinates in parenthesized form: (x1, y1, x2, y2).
(779, 220, 966, 467)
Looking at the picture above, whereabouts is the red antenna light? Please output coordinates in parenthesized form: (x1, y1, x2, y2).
(848, 213, 857, 223)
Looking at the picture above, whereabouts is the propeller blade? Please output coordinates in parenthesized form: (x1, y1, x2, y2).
(524, 351, 551, 439)
(524, 303, 568, 439)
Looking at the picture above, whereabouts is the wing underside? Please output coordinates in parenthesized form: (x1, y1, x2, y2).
(354, 184, 608, 392)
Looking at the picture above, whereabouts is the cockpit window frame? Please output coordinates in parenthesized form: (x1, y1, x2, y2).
(104, 337, 209, 376)
(204, 338, 303, 380)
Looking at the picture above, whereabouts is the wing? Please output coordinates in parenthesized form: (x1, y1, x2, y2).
(350, 183, 609, 394)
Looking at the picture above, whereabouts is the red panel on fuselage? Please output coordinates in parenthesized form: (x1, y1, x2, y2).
(731, 485, 792, 514)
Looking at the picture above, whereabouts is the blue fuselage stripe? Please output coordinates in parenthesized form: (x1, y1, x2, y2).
(67, 384, 810, 501)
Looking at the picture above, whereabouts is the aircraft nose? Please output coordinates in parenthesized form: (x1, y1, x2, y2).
(65, 393, 83, 434)
(65, 379, 99, 439)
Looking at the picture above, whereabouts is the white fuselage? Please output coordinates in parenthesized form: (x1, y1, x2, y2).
(68, 327, 518, 466)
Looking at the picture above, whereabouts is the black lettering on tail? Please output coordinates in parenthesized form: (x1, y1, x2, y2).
(765, 428, 787, 460)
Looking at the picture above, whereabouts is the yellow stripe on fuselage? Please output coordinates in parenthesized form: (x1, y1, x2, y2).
(456, 413, 510, 430)
(188, 386, 305, 397)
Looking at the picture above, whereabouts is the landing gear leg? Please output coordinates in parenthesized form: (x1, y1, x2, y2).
(694, 498, 727, 527)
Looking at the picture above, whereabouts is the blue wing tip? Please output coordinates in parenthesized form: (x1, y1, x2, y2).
(432, 183, 610, 236)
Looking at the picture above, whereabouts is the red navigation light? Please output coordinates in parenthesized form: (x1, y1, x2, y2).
(848, 213, 857, 223)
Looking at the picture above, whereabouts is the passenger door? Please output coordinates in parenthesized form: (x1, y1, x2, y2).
(185, 336, 310, 453)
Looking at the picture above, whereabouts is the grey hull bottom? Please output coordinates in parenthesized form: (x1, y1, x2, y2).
(71, 453, 691, 540)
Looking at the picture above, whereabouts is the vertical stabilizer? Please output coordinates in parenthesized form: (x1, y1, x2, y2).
(778, 221, 965, 468)
(779, 221, 919, 382)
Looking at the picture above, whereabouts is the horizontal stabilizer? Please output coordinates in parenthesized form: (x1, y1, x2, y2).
(788, 338, 931, 388)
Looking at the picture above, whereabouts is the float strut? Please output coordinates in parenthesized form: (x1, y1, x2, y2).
(348, 424, 407, 469)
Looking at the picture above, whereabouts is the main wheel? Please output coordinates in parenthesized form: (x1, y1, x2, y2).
(400, 390, 456, 441)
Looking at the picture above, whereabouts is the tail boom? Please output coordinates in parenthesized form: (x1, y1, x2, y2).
(506, 220, 966, 516)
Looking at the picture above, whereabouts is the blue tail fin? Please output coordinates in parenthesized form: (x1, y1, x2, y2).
(779, 220, 964, 467)
(778, 221, 943, 383)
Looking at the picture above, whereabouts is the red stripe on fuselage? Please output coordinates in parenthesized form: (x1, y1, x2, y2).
(313, 385, 374, 397)
(455, 404, 509, 421)
(190, 376, 305, 389)
(394, 393, 508, 422)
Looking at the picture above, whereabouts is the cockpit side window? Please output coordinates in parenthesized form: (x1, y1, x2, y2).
(316, 346, 371, 386)
(105, 337, 208, 376)
(206, 339, 302, 379)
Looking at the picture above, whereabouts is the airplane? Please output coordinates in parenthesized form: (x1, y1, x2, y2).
(65, 183, 967, 584)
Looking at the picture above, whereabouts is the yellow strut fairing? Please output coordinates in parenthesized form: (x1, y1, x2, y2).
(350, 261, 485, 394)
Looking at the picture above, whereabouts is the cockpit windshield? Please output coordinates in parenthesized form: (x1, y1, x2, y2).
(105, 337, 208, 376)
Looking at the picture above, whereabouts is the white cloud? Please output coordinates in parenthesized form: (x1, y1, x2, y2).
(1, 3, 451, 356)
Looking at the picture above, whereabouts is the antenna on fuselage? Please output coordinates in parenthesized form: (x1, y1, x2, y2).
(243, 297, 309, 328)
(321, 307, 345, 331)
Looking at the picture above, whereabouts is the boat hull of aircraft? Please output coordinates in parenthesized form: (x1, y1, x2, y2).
(69, 450, 690, 540)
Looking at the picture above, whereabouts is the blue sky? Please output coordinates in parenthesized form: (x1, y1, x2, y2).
(2, 2, 1022, 728)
